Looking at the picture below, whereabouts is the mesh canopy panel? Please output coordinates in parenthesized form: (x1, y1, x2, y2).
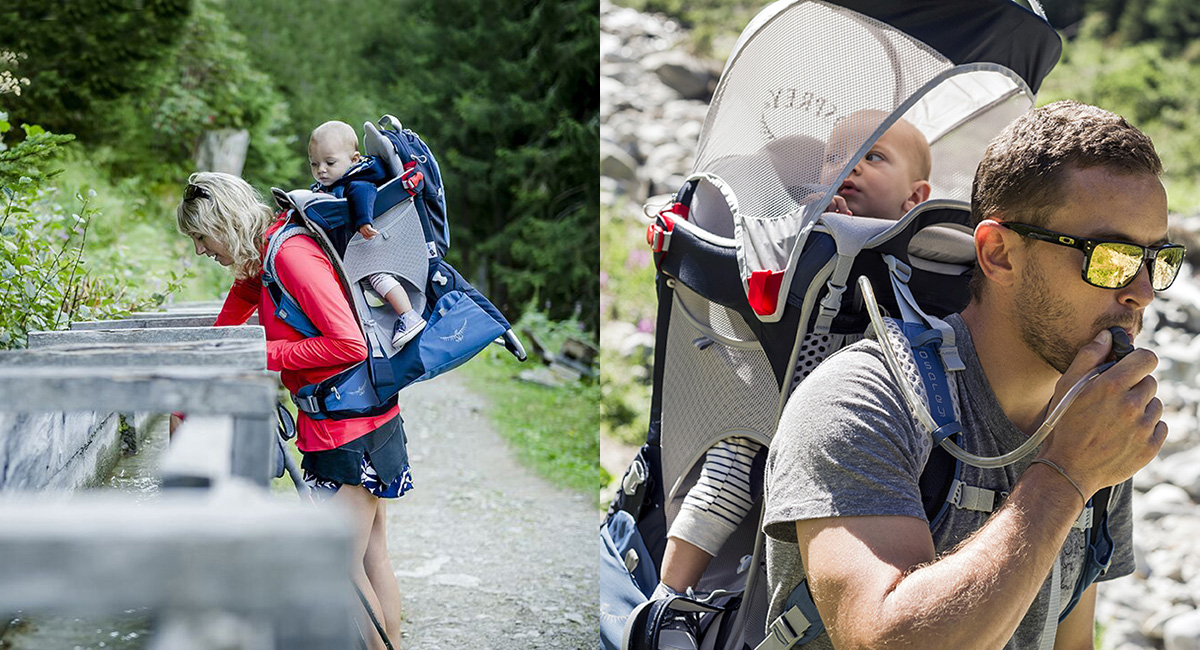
(695, 2, 948, 225)
(687, 1, 1037, 321)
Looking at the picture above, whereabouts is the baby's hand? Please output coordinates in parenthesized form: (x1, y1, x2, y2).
(825, 195, 852, 215)
(359, 224, 379, 240)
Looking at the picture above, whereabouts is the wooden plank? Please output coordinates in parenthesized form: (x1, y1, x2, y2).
(159, 415, 233, 488)
(28, 326, 264, 348)
(232, 413, 276, 488)
(0, 339, 266, 370)
(0, 492, 356, 648)
(0, 367, 275, 415)
(70, 315, 223, 329)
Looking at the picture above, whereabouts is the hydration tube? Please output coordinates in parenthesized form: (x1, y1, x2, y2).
(858, 276, 1133, 469)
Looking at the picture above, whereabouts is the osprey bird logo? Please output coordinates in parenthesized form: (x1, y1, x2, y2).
(439, 319, 469, 343)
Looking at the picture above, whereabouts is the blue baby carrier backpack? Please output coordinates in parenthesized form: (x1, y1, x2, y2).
(601, 2, 1116, 649)
(267, 115, 525, 420)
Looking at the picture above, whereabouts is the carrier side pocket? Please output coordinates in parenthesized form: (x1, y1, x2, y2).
(414, 290, 507, 381)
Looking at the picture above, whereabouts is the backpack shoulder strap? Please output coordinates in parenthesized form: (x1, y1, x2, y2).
(262, 220, 321, 338)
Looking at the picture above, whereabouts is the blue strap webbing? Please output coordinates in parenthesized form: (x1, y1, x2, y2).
(262, 222, 321, 338)
(899, 321, 960, 444)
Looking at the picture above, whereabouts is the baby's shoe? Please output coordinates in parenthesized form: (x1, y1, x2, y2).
(391, 310, 426, 348)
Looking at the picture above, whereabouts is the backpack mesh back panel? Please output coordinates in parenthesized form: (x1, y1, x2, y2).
(660, 283, 776, 505)
(342, 191, 430, 313)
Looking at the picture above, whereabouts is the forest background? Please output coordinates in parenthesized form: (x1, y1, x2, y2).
(0, 0, 604, 495)
(602, 0, 1200, 447)
(0, 0, 598, 346)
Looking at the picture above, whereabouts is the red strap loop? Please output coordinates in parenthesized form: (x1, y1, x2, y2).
(747, 270, 785, 316)
(400, 162, 424, 194)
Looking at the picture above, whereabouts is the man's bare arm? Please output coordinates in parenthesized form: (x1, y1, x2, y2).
(796, 330, 1163, 649)
(797, 462, 1081, 649)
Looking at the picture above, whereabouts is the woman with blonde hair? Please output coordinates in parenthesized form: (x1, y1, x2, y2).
(177, 171, 408, 650)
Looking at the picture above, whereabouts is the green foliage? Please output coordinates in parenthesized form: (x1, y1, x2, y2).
(142, 0, 297, 186)
(218, 0, 393, 188)
(1075, 0, 1200, 53)
(464, 311, 605, 496)
(0, 0, 296, 192)
(599, 202, 658, 447)
(86, 0, 298, 189)
(0, 122, 185, 349)
(0, 0, 192, 139)
(369, 0, 599, 333)
(1039, 32, 1200, 211)
(0, 117, 75, 185)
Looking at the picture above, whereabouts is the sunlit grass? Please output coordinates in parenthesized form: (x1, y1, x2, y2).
(462, 333, 605, 497)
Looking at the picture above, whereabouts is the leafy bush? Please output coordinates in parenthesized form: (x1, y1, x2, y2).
(0, 120, 182, 349)
(1039, 26, 1200, 211)
(85, 0, 298, 190)
(0, 0, 192, 139)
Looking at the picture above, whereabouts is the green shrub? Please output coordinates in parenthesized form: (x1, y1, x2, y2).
(0, 121, 182, 349)
(464, 311, 604, 496)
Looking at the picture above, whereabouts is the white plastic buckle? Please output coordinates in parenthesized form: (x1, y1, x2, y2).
(624, 549, 639, 574)
(767, 606, 811, 648)
(948, 479, 996, 513)
(622, 460, 647, 496)
(1073, 506, 1094, 530)
(885, 255, 912, 283)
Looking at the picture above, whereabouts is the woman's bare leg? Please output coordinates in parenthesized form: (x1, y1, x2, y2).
(365, 499, 403, 644)
(332, 485, 393, 650)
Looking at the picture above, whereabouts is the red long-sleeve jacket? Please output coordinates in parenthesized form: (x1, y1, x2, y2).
(216, 215, 399, 452)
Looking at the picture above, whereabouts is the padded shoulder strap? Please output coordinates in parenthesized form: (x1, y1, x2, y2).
(262, 222, 310, 289)
(262, 220, 321, 338)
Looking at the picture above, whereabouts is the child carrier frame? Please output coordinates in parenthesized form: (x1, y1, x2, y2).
(268, 116, 525, 420)
(599, 2, 1116, 649)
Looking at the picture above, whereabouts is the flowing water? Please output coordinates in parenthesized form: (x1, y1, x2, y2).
(0, 416, 167, 650)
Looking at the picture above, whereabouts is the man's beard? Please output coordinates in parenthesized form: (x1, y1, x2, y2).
(1016, 258, 1142, 374)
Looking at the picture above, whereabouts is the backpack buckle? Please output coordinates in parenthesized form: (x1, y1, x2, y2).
(400, 163, 424, 194)
(646, 212, 675, 253)
(646, 223, 671, 253)
(294, 393, 321, 414)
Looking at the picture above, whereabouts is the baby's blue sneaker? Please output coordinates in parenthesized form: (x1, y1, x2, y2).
(391, 310, 426, 348)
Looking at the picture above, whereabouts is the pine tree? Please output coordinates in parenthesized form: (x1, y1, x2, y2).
(0, 0, 192, 138)
(368, 0, 599, 332)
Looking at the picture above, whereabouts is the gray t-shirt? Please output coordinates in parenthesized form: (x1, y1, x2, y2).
(762, 314, 1133, 649)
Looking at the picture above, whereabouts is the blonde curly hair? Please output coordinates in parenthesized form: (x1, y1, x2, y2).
(176, 172, 277, 280)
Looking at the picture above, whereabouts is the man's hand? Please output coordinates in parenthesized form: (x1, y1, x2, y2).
(1040, 328, 1167, 499)
(358, 224, 379, 240)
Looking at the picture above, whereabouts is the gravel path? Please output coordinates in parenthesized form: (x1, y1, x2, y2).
(388, 372, 600, 649)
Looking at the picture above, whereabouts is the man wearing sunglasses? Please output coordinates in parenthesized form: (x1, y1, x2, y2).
(764, 100, 1179, 650)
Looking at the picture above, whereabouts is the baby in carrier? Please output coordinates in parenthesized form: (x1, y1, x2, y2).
(308, 120, 427, 347)
(652, 113, 932, 636)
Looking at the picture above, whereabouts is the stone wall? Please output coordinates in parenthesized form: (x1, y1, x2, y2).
(0, 412, 120, 491)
